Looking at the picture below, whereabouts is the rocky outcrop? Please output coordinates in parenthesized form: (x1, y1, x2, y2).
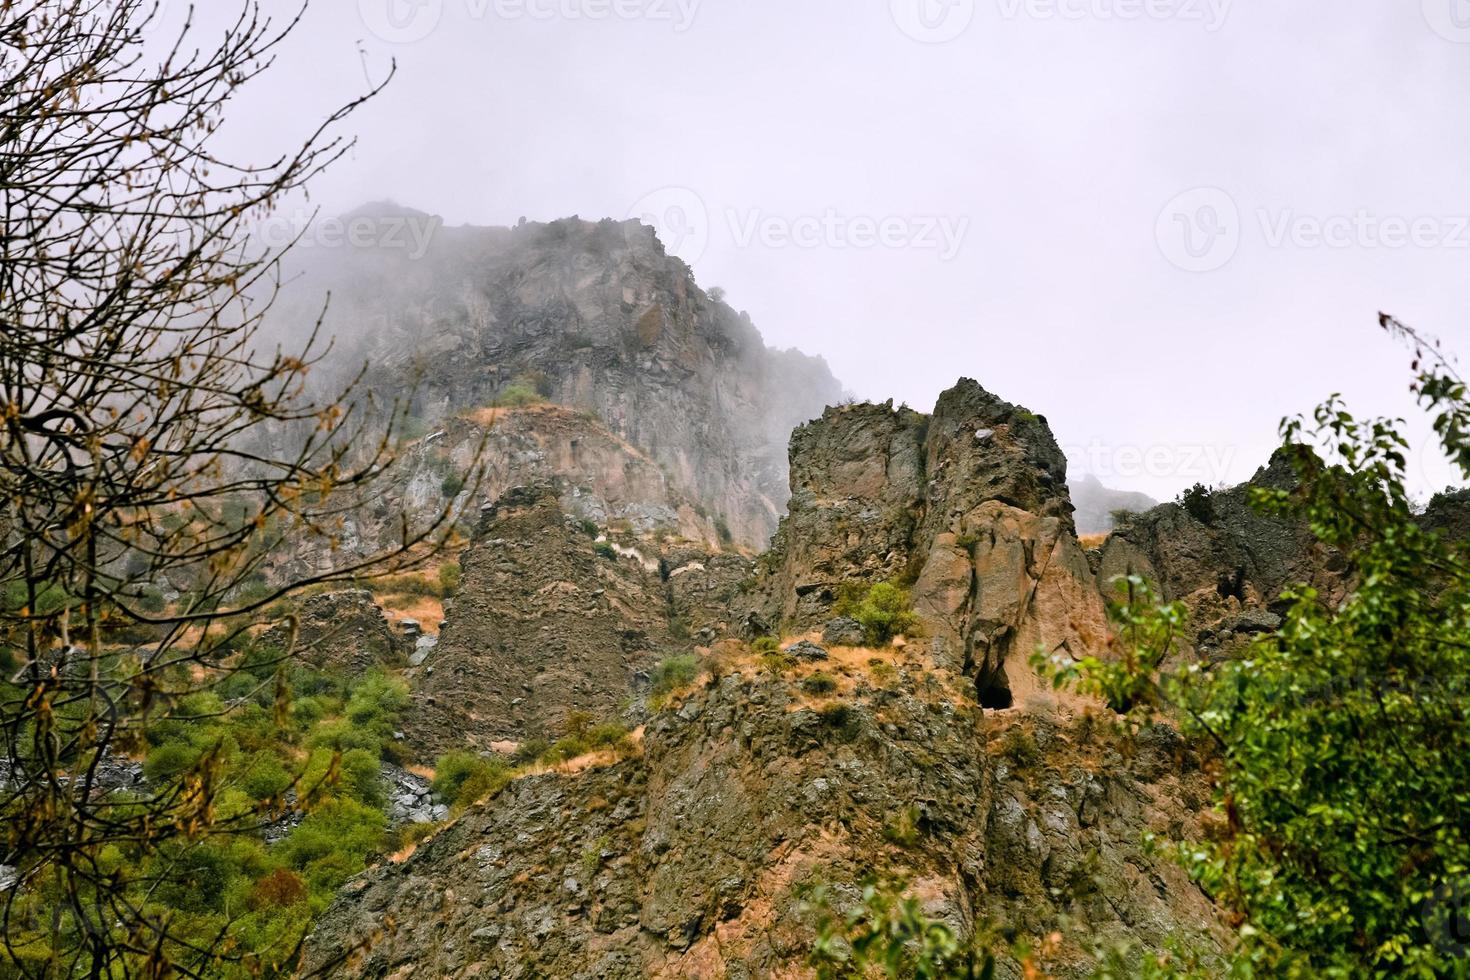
(304, 658, 1224, 978)
(1094, 451, 1349, 640)
(404, 484, 680, 754)
(258, 590, 403, 672)
(258, 406, 730, 586)
(660, 544, 755, 643)
(272, 211, 845, 550)
(747, 380, 1109, 709)
(1422, 487, 1470, 544)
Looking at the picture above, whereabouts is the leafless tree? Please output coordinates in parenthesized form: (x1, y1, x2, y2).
(0, 2, 474, 974)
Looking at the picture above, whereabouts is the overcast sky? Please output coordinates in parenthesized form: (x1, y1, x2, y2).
(183, 0, 1469, 500)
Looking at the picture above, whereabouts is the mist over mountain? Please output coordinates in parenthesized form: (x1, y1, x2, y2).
(265, 205, 845, 549)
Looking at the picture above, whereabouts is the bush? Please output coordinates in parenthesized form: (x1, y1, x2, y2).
(491, 374, 547, 408)
(1177, 482, 1216, 524)
(238, 753, 293, 800)
(340, 748, 386, 808)
(593, 542, 618, 561)
(511, 738, 549, 766)
(251, 868, 308, 909)
(437, 562, 461, 597)
(801, 672, 838, 696)
(836, 582, 919, 646)
(751, 636, 781, 655)
(440, 471, 466, 497)
(277, 798, 385, 884)
(650, 654, 699, 698)
(432, 750, 510, 807)
(143, 742, 201, 783)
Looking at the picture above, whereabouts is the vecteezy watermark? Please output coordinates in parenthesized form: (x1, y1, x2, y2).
(890, 0, 977, 43)
(627, 189, 971, 264)
(1422, 0, 1470, 42)
(627, 186, 711, 264)
(726, 208, 970, 261)
(996, 0, 1231, 31)
(1423, 877, 1470, 958)
(1155, 187, 1241, 273)
(359, 0, 443, 43)
(1258, 210, 1470, 251)
(358, 0, 700, 43)
(1157, 188, 1470, 271)
(1065, 440, 1238, 485)
(251, 210, 442, 260)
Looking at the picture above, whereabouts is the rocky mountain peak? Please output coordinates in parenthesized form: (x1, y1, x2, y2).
(273, 211, 845, 550)
(748, 379, 1107, 710)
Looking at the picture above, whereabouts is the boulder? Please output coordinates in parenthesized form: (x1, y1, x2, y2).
(782, 640, 829, 662)
(821, 617, 866, 646)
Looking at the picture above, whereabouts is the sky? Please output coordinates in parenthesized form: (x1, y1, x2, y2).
(167, 0, 1469, 500)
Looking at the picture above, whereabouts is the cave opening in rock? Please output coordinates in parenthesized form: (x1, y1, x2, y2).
(1217, 566, 1247, 602)
(976, 676, 1014, 710)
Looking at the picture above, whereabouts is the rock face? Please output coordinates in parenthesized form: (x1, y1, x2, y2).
(405, 485, 751, 754)
(1094, 451, 1349, 648)
(1422, 487, 1470, 544)
(257, 590, 402, 672)
(258, 405, 730, 586)
(304, 661, 1223, 978)
(748, 380, 1109, 708)
(273, 211, 845, 550)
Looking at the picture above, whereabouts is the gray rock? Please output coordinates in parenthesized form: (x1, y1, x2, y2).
(409, 634, 438, 667)
(783, 640, 830, 662)
(821, 618, 866, 647)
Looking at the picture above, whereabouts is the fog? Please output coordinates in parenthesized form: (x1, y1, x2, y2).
(170, 0, 1469, 500)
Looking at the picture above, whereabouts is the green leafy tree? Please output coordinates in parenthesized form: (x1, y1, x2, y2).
(1047, 316, 1470, 977)
(807, 877, 994, 979)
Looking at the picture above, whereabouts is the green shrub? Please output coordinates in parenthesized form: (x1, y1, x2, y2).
(650, 654, 699, 698)
(759, 651, 795, 675)
(593, 541, 618, 561)
(1000, 727, 1040, 768)
(881, 806, 922, 848)
(437, 562, 461, 597)
(432, 750, 510, 807)
(751, 636, 781, 655)
(801, 672, 838, 695)
(339, 748, 386, 807)
(277, 798, 386, 882)
(836, 581, 919, 646)
(143, 742, 201, 783)
(491, 377, 546, 408)
(238, 753, 293, 800)
(440, 471, 466, 497)
(1176, 482, 1216, 524)
(511, 738, 549, 766)
(868, 661, 898, 689)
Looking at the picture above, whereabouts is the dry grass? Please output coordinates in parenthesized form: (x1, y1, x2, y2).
(1078, 532, 1110, 550)
(459, 402, 566, 428)
(376, 593, 444, 634)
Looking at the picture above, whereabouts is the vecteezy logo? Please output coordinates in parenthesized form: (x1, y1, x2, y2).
(626, 187, 710, 265)
(1424, 0, 1470, 42)
(358, 0, 444, 44)
(890, 0, 976, 43)
(1423, 877, 1470, 959)
(1155, 187, 1241, 273)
